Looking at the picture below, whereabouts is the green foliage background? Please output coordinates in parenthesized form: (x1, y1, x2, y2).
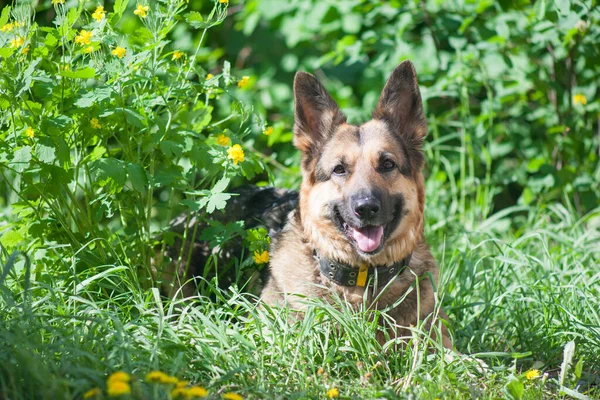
(0, 0, 599, 398)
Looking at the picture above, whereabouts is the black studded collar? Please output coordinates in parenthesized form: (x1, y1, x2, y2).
(313, 249, 411, 288)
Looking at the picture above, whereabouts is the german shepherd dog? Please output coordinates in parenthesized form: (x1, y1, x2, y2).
(260, 61, 451, 347)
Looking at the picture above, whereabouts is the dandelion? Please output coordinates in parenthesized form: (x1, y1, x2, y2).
(263, 126, 273, 136)
(187, 386, 208, 397)
(90, 118, 102, 129)
(146, 371, 168, 383)
(219, 0, 229, 3)
(206, 73, 214, 80)
(26, 127, 35, 138)
(112, 46, 126, 58)
(107, 371, 130, 384)
(52, 0, 65, 4)
(327, 388, 339, 398)
(21, 45, 30, 54)
(107, 381, 131, 397)
(1, 23, 14, 33)
(172, 50, 184, 61)
(75, 30, 93, 46)
(84, 46, 94, 54)
(317, 367, 325, 375)
(171, 388, 188, 398)
(573, 93, 587, 106)
(222, 393, 243, 400)
(10, 36, 24, 48)
(162, 375, 179, 385)
(216, 134, 230, 146)
(134, 4, 149, 18)
(253, 250, 269, 264)
(83, 388, 101, 399)
(525, 369, 541, 380)
(176, 381, 189, 388)
(92, 6, 106, 21)
(227, 144, 245, 165)
(237, 76, 250, 89)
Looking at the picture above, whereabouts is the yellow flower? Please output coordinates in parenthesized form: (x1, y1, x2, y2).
(327, 387, 339, 398)
(107, 371, 130, 384)
(525, 369, 541, 380)
(146, 371, 167, 383)
(21, 45, 30, 54)
(253, 250, 269, 264)
(10, 37, 24, 48)
(75, 30, 93, 46)
(219, 0, 229, 3)
(84, 45, 94, 54)
(52, 0, 65, 4)
(92, 6, 106, 21)
(176, 381, 189, 388)
(222, 393, 242, 400)
(83, 388, 101, 399)
(112, 46, 126, 58)
(172, 50, 184, 61)
(206, 73, 214, 80)
(90, 118, 102, 129)
(1, 23, 14, 33)
(317, 367, 325, 375)
(263, 126, 273, 136)
(107, 381, 131, 397)
(134, 4, 149, 18)
(227, 144, 245, 165)
(26, 127, 34, 138)
(573, 93, 587, 106)
(216, 134, 230, 146)
(237, 76, 250, 89)
(162, 375, 179, 385)
(188, 386, 208, 397)
(171, 388, 188, 398)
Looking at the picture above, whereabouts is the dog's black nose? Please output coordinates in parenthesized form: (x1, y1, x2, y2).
(353, 196, 381, 219)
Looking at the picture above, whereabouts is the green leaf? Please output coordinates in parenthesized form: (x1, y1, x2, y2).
(212, 177, 230, 194)
(93, 158, 126, 193)
(0, 6, 11, 28)
(59, 67, 96, 79)
(0, 228, 23, 248)
(11, 146, 32, 173)
(127, 163, 147, 193)
(206, 192, 231, 214)
(185, 11, 204, 29)
(35, 141, 57, 165)
(504, 378, 524, 400)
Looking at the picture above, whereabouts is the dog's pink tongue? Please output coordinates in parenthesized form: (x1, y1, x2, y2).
(349, 226, 384, 253)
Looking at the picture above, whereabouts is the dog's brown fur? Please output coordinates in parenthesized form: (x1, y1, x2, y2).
(261, 61, 452, 347)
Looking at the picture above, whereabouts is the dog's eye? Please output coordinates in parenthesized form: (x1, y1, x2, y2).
(382, 159, 396, 171)
(332, 165, 346, 175)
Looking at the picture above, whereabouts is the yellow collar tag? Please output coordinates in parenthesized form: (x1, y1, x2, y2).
(356, 264, 369, 287)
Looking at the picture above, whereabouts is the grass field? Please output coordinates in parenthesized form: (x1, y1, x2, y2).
(1, 0, 600, 398)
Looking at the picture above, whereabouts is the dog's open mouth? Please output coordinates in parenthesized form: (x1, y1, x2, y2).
(334, 209, 386, 254)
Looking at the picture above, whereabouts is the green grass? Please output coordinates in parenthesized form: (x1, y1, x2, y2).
(1, 200, 599, 399)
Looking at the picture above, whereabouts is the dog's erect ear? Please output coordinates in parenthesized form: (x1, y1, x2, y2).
(372, 61, 426, 138)
(293, 72, 346, 153)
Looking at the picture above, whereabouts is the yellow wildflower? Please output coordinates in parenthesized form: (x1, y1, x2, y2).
(107, 371, 130, 384)
(83, 388, 101, 399)
(176, 381, 189, 388)
(26, 127, 34, 138)
(172, 50, 184, 61)
(237, 76, 250, 89)
(10, 36, 24, 48)
(525, 369, 541, 380)
(327, 387, 339, 398)
(75, 30, 93, 46)
(162, 375, 179, 385)
(90, 118, 102, 129)
(134, 4, 149, 18)
(206, 73, 214, 80)
(219, 0, 229, 3)
(216, 134, 230, 146)
(107, 381, 131, 397)
(84, 45, 94, 54)
(227, 144, 244, 165)
(263, 126, 273, 136)
(1, 23, 14, 33)
(21, 45, 30, 54)
(52, 0, 65, 4)
(253, 250, 269, 264)
(573, 93, 587, 106)
(171, 388, 188, 398)
(188, 386, 208, 397)
(222, 393, 242, 400)
(146, 371, 167, 383)
(112, 46, 126, 58)
(92, 6, 106, 21)
(61, 64, 70, 71)
(317, 367, 325, 375)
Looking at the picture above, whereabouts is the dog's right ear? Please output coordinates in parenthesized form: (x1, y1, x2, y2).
(293, 72, 346, 154)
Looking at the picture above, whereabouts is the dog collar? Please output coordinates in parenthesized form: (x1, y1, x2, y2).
(313, 250, 411, 288)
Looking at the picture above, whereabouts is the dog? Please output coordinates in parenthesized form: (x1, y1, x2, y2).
(260, 61, 452, 348)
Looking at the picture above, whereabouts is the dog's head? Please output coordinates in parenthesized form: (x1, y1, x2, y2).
(294, 61, 427, 266)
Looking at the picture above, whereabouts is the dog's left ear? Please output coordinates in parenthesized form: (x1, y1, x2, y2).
(372, 61, 426, 139)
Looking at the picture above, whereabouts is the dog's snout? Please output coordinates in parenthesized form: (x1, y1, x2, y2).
(353, 196, 381, 219)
